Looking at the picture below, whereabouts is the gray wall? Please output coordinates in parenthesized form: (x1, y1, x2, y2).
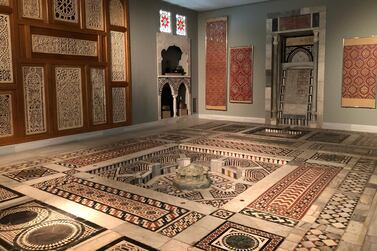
(129, 0, 198, 124)
(197, 0, 377, 126)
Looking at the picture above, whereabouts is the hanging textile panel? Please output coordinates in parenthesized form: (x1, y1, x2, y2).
(342, 37, 377, 108)
(206, 17, 227, 110)
(230, 46, 253, 103)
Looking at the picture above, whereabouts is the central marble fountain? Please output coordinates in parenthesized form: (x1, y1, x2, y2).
(173, 158, 212, 190)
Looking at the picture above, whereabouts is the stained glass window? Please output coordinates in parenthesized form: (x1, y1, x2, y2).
(159, 10, 171, 33)
(176, 14, 186, 36)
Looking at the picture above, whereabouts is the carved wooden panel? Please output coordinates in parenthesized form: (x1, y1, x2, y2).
(0, 14, 13, 83)
(85, 0, 104, 31)
(31, 34, 97, 57)
(53, 0, 79, 23)
(22, 0, 43, 20)
(112, 87, 126, 123)
(90, 68, 106, 125)
(0, 93, 13, 138)
(0, 0, 9, 6)
(0, 0, 131, 146)
(22, 66, 47, 135)
(110, 31, 126, 81)
(55, 67, 83, 131)
(109, 0, 125, 27)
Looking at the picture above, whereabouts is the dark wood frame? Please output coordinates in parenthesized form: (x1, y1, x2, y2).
(0, 0, 131, 146)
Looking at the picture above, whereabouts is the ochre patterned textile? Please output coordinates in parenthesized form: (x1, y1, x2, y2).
(342, 37, 377, 108)
(230, 47, 253, 103)
(206, 18, 227, 110)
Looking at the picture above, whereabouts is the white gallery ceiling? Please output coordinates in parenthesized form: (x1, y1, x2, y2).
(163, 0, 271, 12)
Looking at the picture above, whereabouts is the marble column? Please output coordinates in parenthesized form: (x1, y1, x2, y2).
(173, 95, 177, 117)
(186, 89, 191, 115)
(311, 30, 320, 125)
(272, 35, 279, 124)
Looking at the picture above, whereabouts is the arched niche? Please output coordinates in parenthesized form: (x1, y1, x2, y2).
(161, 84, 173, 119)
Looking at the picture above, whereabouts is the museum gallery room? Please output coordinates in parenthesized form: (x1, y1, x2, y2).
(1, 0, 377, 250)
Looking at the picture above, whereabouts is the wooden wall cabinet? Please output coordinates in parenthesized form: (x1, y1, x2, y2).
(0, 0, 131, 146)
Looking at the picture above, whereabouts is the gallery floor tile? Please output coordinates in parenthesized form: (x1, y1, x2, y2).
(0, 118, 376, 250)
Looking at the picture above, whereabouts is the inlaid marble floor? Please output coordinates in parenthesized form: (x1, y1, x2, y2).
(0, 118, 377, 250)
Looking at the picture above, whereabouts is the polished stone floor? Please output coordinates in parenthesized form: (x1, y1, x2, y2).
(0, 118, 376, 250)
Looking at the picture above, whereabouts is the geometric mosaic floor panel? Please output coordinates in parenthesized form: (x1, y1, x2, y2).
(88, 149, 280, 209)
(33, 176, 193, 231)
(57, 140, 166, 168)
(339, 171, 371, 195)
(309, 143, 377, 158)
(243, 126, 310, 139)
(212, 124, 254, 132)
(216, 134, 304, 147)
(187, 137, 303, 158)
(351, 134, 377, 147)
(315, 193, 359, 229)
(0, 185, 23, 203)
(3, 166, 59, 182)
(308, 152, 352, 165)
(0, 200, 105, 250)
(210, 209, 236, 220)
(140, 172, 252, 208)
(307, 131, 350, 143)
(352, 158, 377, 173)
(190, 122, 227, 130)
(195, 221, 284, 251)
(1, 119, 377, 251)
(295, 192, 361, 250)
(241, 164, 340, 225)
(159, 211, 205, 237)
(0, 158, 56, 174)
(97, 236, 158, 251)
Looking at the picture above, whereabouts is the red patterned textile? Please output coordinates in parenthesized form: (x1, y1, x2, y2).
(342, 37, 377, 108)
(230, 47, 253, 103)
(206, 18, 227, 110)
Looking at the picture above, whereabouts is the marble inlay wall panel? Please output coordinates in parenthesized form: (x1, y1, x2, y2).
(21, 0, 43, 20)
(0, 93, 13, 138)
(0, 14, 13, 83)
(55, 67, 83, 130)
(31, 34, 97, 57)
(22, 66, 47, 135)
(90, 68, 106, 125)
(85, 0, 104, 30)
(110, 31, 126, 81)
(283, 68, 311, 116)
(112, 87, 127, 123)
